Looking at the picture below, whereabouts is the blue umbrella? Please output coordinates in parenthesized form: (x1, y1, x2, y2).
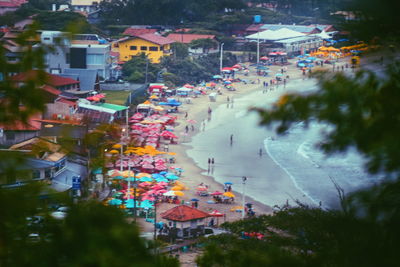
(191, 198, 200, 202)
(139, 177, 153, 182)
(224, 182, 233, 185)
(155, 177, 169, 183)
(224, 80, 232, 84)
(152, 173, 164, 179)
(298, 63, 306, 67)
(166, 174, 179, 180)
(307, 57, 316, 61)
(159, 171, 167, 175)
(112, 176, 124, 180)
(213, 75, 222, 79)
(140, 200, 154, 209)
(108, 198, 123, 205)
(125, 199, 140, 208)
(125, 177, 136, 182)
(275, 73, 283, 77)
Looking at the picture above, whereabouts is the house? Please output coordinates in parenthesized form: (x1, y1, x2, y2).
(61, 68, 100, 92)
(161, 205, 210, 239)
(113, 33, 174, 63)
(70, 0, 102, 14)
(77, 99, 128, 124)
(1, 137, 87, 192)
(11, 70, 80, 92)
(166, 33, 218, 55)
(0, 0, 26, 15)
(0, 113, 42, 147)
(38, 31, 112, 80)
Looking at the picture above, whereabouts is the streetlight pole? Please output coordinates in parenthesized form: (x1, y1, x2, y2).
(220, 43, 224, 74)
(257, 31, 260, 66)
(242, 176, 247, 219)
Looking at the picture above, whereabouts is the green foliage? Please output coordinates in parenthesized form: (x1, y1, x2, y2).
(34, 11, 94, 33)
(122, 54, 161, 83)
(189, 38, 218, 53)
(170, 42, 189, 59)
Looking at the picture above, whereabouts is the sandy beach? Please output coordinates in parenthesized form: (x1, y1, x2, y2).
(136, 56, 348, 235)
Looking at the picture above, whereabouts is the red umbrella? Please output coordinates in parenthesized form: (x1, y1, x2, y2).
(211, 191, 223, 196)
(183, 84, 194, 89)
(260, 56, 269, 60)
(160, 131, 177, 139)
(209, 210, 224, 217)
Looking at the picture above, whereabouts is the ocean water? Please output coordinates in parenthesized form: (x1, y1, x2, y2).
(186, 79, 383, 209)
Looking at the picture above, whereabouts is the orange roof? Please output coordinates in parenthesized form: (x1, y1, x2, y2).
(0, 113, 42, 131)
(11, 70, 79, 87)
(123, 28, 157, 36)
(137, 33, 175, 46)
(161, 205, 210, 222)
(166, 33, 215, 44)
(41, 85, 61, 96)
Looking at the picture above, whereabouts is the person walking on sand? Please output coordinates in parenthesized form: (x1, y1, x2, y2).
(185, 112, 188, 119)
(211, 158, 214, 165)
(208, 158, 211, 166)
(185, 125, 189, 133)
(227, 96, 230, 102)
(259, 148, 263, 157)
(230, 134, 233, 145)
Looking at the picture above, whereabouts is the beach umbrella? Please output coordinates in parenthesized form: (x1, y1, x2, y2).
(191, 198, 200, 202)
(155, 177, 169, 183)
(108, 198, 123, 205)
(152, 173, 164, 179)
(171, 185, 183, 191)
(298, 63, 306, 67)
(260, 56, 269, 60)
(211, 191, 223, 196)
(224, 182, 233, 185)
(112, 144, 122, 149)
(213, 75, 222, 79)
(196, 187, 208, 192)
(139, 182, 151, 187)
(230, 206, 244, 212)
(163, 191, 176, 196)
(137, 172, 151, 178)
(166, 174, 179, 180)
(174, 191, 185, 197)
(223, 192, 235, 198)
(139, 177, 153, 182)
(108, 149, 119, 154)
(209, 210, 224, 217)
(275, 73, 283, 77)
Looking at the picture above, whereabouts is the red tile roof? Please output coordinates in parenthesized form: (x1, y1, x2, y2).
(123, 28, 157, 37)
(166, 33, 215, 44)
(0, 113, 41, 131)
(12, 70, 80, 87)
(137, 33, 175, 46)
(41, 85, 61, 96)
(161, 205, 210, 222)
(0, 0, 26, 8)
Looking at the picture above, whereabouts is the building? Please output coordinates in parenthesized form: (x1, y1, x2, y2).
(161, 205, 210, 239)
(245, 28, 323, 56)
(113, 33, 174, 63)
(61, 68, 100, 92)
(0, 113, 42, 147)
(0, 0, 26, 15)
(70, 0, 102, 14)
(77, 99, 128, 124)
(166, 33, 218, 55)
(39, 31, 112, 80)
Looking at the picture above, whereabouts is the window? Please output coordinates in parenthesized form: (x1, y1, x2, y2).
(87, 54, 104, 65)
(45, 168, 52, 178)
(140, 46, 147, 51)
(32, 170, 41, 180)
(5, 132, 15, 140)
(66, 53, 70, 64)
(130, 46, 137, 50)
(149, 46, 158, 51)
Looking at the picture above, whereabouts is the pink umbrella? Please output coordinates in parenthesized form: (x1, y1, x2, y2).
(209, 210, 224, 217)
(211, 191, 223, 196)
(157, 182, 168, 186)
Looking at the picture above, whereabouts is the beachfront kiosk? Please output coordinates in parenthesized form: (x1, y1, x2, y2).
(161, 205, 210, 239)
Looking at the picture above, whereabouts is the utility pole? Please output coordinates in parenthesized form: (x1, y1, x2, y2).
(242, 176, 247, 219)
(145, 58, 149, 84)
(257, 31, 260, 66)
(220, 43, 224, 74)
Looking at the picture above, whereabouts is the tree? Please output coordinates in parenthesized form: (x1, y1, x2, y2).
(121, 53, 161, 83)
(170, 42, 189, 59)
(189, 38, 218, 54)
(34, 11, 95, 33)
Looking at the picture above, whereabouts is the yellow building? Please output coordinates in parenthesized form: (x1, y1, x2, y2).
(113, 33, 175, 63)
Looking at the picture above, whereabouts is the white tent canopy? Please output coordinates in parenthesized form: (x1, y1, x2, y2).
(246, 28, 305, 41)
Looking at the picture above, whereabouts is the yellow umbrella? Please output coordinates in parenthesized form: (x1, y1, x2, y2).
(142, 100, 152, 105)
(122, 170, 135, 178)
(154, 106, 164, 111)
(171, 185, 183, 191)
(112, 144, 122, 149)
(168, 152, 177, 156)
(149, 95, 158, 99)
(108, 149, 119, 154)
(174, 191, 184, 197)
(136, 172, 151, 178)
(223, 192, 235, 198)
(230, 206, 243, 212)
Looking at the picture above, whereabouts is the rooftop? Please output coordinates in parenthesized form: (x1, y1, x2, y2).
(12, 70, 80, 87)
(166, 33, 215, 44)
(161, 205, 210, 222)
